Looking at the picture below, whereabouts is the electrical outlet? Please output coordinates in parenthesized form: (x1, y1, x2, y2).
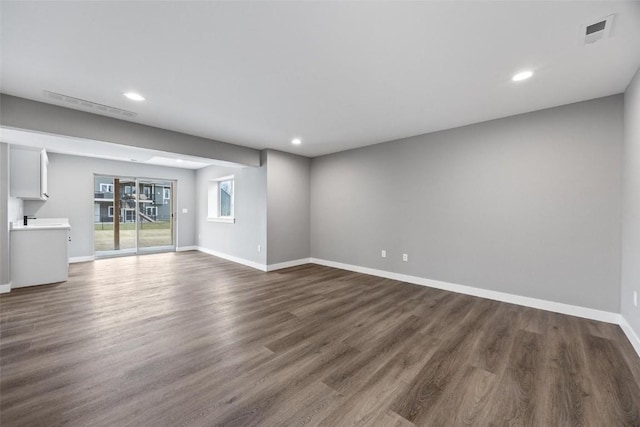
(634, 291, 638, 307)
(381, 250, 386, 258)
(402, 253, 408, 262)
(258, 244, 261, 252)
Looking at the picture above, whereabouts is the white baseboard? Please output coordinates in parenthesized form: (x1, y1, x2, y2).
(620, 316, 640, 358)
(310, 258, 621, 325)
(194, 248, 311, 272)
(197, 246, 267, 271)
(69, 256, 95, 264)
(267, 258, 312, 272)
(0, 283, 11, 294)
(176, 246, 198, 252)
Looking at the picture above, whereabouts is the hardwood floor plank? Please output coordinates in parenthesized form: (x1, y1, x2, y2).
(390, 299, 498, 424)
(482, 329, 544, 426)
(469, 304, 517, 375)
(423, 365, 497, 426)
(582, 334, 640, 425)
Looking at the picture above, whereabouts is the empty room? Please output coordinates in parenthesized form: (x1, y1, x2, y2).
(1, 1, 640, 425)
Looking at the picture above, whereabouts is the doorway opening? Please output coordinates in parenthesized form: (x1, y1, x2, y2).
(94, 176, 175, 257)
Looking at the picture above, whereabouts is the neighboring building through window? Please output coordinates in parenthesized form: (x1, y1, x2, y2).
(219, 180, 233, 217)
(99, 183, 114, 193)
(207, 175, 235, 223)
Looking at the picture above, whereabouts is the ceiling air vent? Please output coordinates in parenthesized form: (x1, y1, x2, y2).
(42, 91, 138, 118)
(583, 15, 614, 45)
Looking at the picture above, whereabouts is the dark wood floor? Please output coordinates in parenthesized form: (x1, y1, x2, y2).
(1, 252, 640, 426)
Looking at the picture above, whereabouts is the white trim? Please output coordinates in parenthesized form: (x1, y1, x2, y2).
(309, 258, 620, 324)
(69, 256, 95, 263)
(620, 316, 640, 358)
(0, 283, 11, 294)
(197, 246, 267, 271)
(207, 217, 235, 223)
(210, 174, 235, 182)
(176, 246, 198, 252)
(266, 258, 311, 272)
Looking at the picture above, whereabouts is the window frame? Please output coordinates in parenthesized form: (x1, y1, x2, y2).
(207, 175, 235, 223)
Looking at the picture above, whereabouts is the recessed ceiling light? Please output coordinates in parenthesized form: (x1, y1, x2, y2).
(291, 138, 302, 145)
(124, 92, 145, 101)
(512, 71, 534, 82)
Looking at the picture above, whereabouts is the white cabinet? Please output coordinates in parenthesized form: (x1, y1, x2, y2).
(10, 146, 49, 200)
(10, 219, 70, 288)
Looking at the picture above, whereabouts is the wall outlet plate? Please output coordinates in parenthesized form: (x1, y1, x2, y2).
(381, 250, 386, 258)
(634, 291, 638, 307)
(402, 253, 408, 262)
(258, 244, 261, 252)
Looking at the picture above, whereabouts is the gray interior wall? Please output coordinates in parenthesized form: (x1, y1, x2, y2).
(21, 152, 197, 258)
(0, 143, 9, 285)
(311, 95, 623, 312)
(195, 161, 267, 265)
(622, 67, 640, 335)
(0, 142, 24, 286)
(266, 150, 310, 265)
(0, 94, 261, 166)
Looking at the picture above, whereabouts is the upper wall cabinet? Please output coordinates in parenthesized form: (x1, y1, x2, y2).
(10, 146, 49, 200)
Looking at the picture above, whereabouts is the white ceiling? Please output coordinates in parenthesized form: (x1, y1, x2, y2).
(1, 1, 639, 157)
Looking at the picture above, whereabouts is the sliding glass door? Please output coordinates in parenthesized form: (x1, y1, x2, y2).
(94, 176, 175, 257)
(137, 179, 174, 252)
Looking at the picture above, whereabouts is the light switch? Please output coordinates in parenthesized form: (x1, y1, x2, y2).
(182, 208, 188, 214)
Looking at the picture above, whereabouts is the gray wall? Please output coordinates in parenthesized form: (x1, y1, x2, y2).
(622, 67, 640, 335)
(0, 143, 9, 285)
(266, 150, 310, 265)
(22, 152, 197, 258)
(0, 142, 24, 286)
(0, 94, 261, 167)
(195, 161, 267, 265)
(311, 95, 623, 312)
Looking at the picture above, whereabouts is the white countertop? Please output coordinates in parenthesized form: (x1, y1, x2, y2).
(11, 218, 71, 231)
